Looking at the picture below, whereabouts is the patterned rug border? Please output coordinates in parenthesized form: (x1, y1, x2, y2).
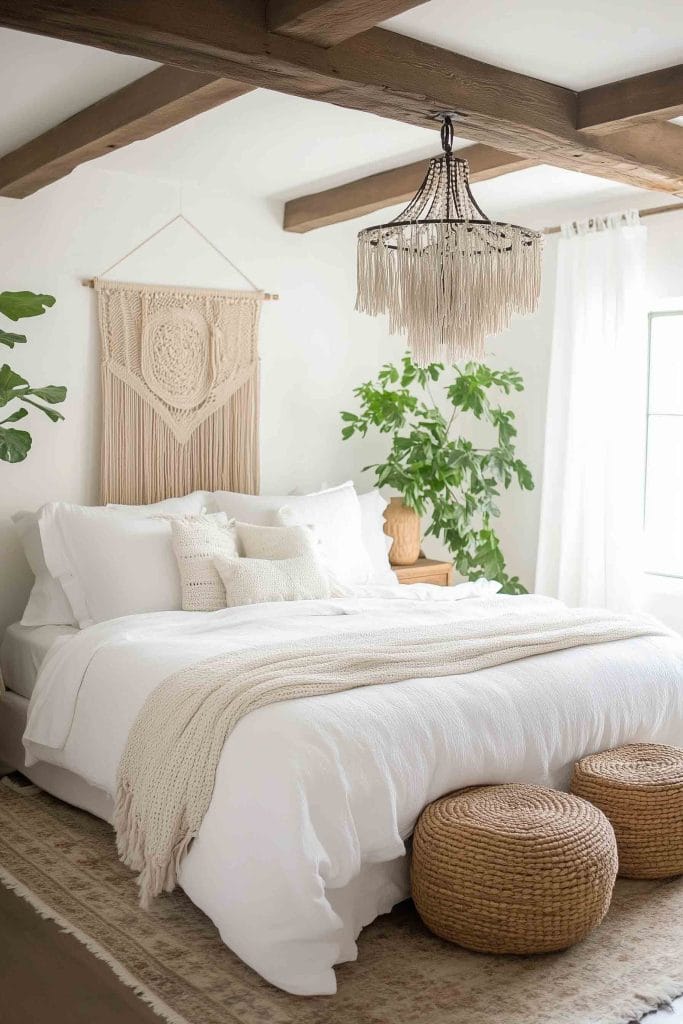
(2, 781, 683, 1024)
(0, 862, 189, 1024)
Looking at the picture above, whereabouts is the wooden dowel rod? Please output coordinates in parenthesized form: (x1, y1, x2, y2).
(543, 201, 683, 235)
(80, 278, 279, 299)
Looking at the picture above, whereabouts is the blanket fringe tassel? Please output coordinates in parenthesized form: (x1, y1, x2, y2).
(114, 783, 195, 909)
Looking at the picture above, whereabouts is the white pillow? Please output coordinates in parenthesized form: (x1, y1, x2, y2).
(358, 491, 399, 586)
(39, 504, 185, 628)
(276, 483, 372, 589)
(15, 492, 211, 628)
(235, 521, 319, 560)
(170, 514, 238, 612)
(215, 552, 331, 608)
(213, 490, 294, 526)
(107, 491, 213, 515)
(12, 511, 76, 627)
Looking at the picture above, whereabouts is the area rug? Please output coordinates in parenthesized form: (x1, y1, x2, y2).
(1, 781, 682, 1024)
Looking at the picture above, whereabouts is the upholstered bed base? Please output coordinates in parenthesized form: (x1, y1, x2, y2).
(0, 690, 113, 822)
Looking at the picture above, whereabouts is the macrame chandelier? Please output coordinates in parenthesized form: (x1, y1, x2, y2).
(356, 116, 543, 364)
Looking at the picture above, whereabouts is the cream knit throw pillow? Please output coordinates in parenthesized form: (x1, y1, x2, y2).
(170, 514, 238, 612)
(235, 521, 319, 560)
(215, 551, 331, 607)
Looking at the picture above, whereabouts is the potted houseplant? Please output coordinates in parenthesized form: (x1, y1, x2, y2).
(0, 290, 66, 463)
(341, 353, 534, 594)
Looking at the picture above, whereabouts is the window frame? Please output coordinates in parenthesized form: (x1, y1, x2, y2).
(644, 306, 683, 580)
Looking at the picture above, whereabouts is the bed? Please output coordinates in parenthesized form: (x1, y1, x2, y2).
(4, 486, 683, 996)
(2, 592, 682, 995)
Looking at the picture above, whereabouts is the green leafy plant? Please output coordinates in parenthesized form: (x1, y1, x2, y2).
(341, 354, 534, 594)
(0, 291, 66, 463)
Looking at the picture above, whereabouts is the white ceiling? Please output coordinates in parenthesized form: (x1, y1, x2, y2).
(0, 11, 680, 224)
(95, 88, 666, 229)
(0, 28, 157, 157)
(100, 89, 457, 197)
(385, 0, 683, 90)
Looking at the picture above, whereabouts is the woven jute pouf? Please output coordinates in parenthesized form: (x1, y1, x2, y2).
(571, 743, 683, 879)
(411, 784, 617, 955)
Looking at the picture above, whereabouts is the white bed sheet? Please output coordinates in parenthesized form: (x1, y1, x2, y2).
(0, 622, 77, 699)
(22, 589, 683, 995)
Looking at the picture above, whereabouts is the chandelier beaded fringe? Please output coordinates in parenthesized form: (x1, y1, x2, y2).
(356, 117, 543, 365)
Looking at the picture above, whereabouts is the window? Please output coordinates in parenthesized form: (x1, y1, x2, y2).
(644, 309, 683, 577)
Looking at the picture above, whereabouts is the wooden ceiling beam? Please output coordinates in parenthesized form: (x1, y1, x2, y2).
(1, 0, 682, 194)
(0, 66, 253, 199)
(284, 144, 537, 232)
(578, 64, 683, 134)
(0, 0, 422, 197)
(589, 121, 683, 186)
(267, 0, 427, 46)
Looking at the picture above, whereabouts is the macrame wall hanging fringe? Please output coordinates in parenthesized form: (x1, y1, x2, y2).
(92, 215, 266, 504)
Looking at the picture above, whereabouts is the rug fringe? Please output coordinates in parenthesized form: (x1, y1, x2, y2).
(0, 863, 191, 1024)
(602, 982, 683, 1024)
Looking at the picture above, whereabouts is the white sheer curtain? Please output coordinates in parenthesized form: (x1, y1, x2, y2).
(535, 211, 648, 611)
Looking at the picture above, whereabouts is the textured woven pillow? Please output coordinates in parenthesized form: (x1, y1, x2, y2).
(170, 514, 238, 612)
(214, 552, 331, 607)
(235, 521, 319, 560)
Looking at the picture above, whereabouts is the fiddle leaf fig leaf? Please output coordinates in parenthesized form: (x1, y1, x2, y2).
(0, 291, 66, 463)
(0, 406, 28, 424)
(0, 291, 55, 322)
(20, 396, 65, 422)
(0, 329, 27, 348)
(0, 426, 32, 462)
(0, 363, 29, 406)
(25, 384, 67, 405)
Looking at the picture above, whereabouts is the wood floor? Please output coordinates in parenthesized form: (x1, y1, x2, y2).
(2, 874, 683, 1024)
(0, 883, 159, 1024)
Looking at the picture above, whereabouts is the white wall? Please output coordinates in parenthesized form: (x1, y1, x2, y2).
(2, 152, 680, 633)
(419, 239, 557, 588)
(0, 165, 404, 631)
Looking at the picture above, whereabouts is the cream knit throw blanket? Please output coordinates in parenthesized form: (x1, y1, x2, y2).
(114, 608, 664, 907)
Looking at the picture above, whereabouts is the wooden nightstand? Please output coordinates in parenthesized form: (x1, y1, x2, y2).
(393, 558, 454, 587)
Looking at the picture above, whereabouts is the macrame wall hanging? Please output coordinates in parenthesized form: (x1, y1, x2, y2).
(86, 214, 277, 505)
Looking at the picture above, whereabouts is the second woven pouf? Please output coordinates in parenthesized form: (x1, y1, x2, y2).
(571, 743, 683, 879)
(411, 784, 618, 955)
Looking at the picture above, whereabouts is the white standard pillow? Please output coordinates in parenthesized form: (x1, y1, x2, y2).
(170, 514, 238, 612)
(107, 491, 214, 515)
(15, 492, 211, 628)
(39, 503, 185, 628)
(215, 552, 331, 607)
(12, 511, 77, 627)
(235, 521, 319, 560)
(213, 490, 295, 526)
(357, 491, 399, 586)
(276, 483, 372, 589)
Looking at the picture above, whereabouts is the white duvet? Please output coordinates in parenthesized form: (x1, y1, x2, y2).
(23, 588, 683, 995)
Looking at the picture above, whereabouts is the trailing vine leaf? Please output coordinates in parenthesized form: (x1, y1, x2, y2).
(0, 329, 27, 348)
(341, 353, 534, 594)
(0, 426, 32, 462)
(0, 290, 66, 464)
(0, 291, 56, 321)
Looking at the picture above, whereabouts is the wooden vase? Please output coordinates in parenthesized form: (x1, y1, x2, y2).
(383, 496, 421, 566)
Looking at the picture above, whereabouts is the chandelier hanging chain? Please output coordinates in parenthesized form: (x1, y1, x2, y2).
(440, 115, 454, 155)
(355, 111, 544, 365)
